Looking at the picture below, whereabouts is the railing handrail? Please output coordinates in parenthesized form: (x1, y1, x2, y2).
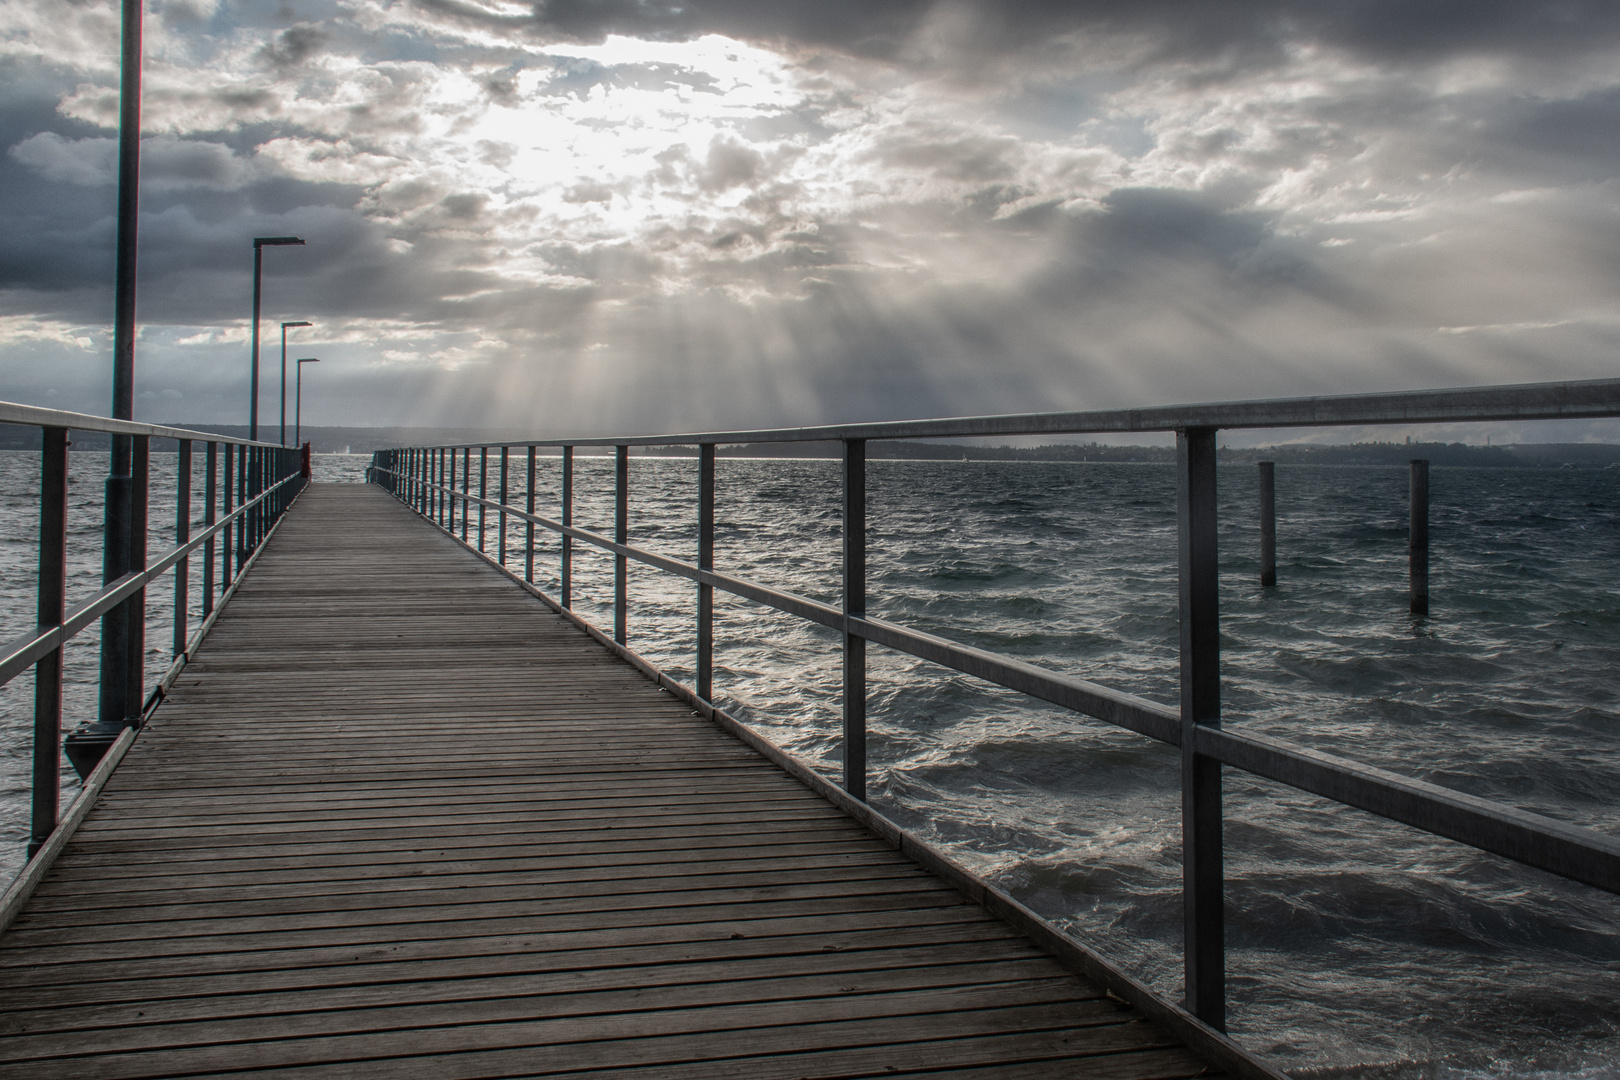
(0, 400, 281, 447)
(0, 471, 301, 690)
(394, 376, 1620, 450)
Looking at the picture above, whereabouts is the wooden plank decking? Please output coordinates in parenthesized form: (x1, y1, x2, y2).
(0, 483, 1230, 1079)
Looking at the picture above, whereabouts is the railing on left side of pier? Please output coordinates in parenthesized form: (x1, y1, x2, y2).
(372, 376, 1620, 1037)
(0, 404, 305, 866)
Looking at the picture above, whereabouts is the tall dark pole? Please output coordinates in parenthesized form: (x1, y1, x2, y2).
(250, 236, 304, 441)
(280, 320, 310, 446)
(296, 358, 318, 446)
(95, 0, 142, 734)
(250, 244, 261, 440)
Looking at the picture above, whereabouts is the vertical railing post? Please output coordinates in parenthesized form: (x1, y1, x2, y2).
(1258, 460, 1276, 587)
(256, 445, 265, 546)
(448, 449, 458, 533)
(261, 446, 270, 541)
(173, 439, 191, 657)
(1410, 459, 1429, 616)
(842, 438, 867, 801)
(203, 442, 217, 619)
(615, 445, 628, 644)
(30, 426, 68, 857)
(524, 447, 536, 583)
(461, 448, 470, 542)
(499, 446, 510, 567)
(478, 447, 488, 551)
(244, 445, 257, 560)
(697, 443, 716, 702)
(235, 445, 247, 571)
(126, 434, 149, 721)
(561, 446, 573, 608)
(437, 449, 445, 526)
(1176, 425, 1224, 1031)
(221, 443, 234, 591)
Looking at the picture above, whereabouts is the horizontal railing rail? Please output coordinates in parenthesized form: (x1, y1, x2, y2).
(0, 404, 307, 864)
(0, 402, 278, 445)
(0, 473, 300, 689)
(373, 375, 1620, 1039)
(405, 376, 1620, 449)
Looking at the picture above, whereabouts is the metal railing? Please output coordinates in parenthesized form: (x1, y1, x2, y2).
(370, 376, 1620, 1034)
(0, 401, 306, 860)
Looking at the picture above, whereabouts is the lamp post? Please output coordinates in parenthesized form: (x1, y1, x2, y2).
(250, 236, 304, 441)
(280, 320, 311, 446)
(87, 0, 143, 748)
(296, 357, 319, 447)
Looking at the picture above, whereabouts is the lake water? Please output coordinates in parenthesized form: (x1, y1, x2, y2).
(2, 450, 1617, 1078)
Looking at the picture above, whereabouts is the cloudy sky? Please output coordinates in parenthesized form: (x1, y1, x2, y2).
(2, 1, 1619, 438)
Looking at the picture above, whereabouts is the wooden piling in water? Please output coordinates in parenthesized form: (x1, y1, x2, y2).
(1258, 460, 1276, 587)
(1410, 459, 1429, 615)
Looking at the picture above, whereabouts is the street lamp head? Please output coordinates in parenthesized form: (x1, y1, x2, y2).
(282, 320, 312, 329)
(254, 236, 305, 247)
(297, 357, 320, 365)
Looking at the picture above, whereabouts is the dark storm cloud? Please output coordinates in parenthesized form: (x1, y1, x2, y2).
(1483, 89, 1620, 179)
(258, 23, 328, 69)
(1031, 189, 1350, 309)
(435, 0, 1620, 65)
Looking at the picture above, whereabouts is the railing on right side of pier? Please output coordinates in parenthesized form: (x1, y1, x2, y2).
(0, 404, 305, 865)
(373, 376, 1620, 1037)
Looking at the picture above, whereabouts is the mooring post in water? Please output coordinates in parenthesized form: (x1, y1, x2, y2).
(615, 445, 629, 644)
(843, 438, 867, 801)
(1258, 460, 1276, 587)
(1176, 426, 1225, 1031)
(561, 446, 573, 608)
(524, 447, 536, 584)
(1410, 459, 1430, 616)
(697, 443, 716, 703)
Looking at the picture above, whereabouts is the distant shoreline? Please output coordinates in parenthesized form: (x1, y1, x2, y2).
(3, 427, 1617, 468)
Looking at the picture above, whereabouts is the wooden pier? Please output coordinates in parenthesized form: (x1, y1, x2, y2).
(0, 483, 1247, 1078)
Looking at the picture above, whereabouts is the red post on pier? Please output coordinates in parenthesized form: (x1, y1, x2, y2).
(300, 442, 312, 479)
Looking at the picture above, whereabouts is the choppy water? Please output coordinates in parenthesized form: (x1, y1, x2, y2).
(2, 450, 1617, 1077)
